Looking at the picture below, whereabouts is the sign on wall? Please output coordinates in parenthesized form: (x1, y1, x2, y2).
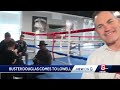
(32, 16, 47, 32)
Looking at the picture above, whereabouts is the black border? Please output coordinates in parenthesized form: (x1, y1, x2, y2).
(0, 79, 119, 88)
(0, 0, 120, 88)
(0, 1, 120, 11)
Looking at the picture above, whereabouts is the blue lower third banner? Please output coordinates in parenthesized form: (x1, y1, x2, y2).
(0, 65, 120, 73)
(0, 65, 74, 73)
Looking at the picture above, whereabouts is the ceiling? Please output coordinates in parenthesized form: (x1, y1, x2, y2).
(52, 11, 94, 18)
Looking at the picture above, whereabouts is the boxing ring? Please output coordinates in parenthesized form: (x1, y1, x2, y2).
(21, 27, 104, 66)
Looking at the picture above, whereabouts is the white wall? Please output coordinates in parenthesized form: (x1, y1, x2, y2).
(22, 11, 86, 32)
(22, 11, 87, 46)
(21, 11, 94, 59)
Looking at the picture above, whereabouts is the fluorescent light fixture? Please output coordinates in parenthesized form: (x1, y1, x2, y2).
(114, 11, 120, 17)
(0, 11, 21, 14)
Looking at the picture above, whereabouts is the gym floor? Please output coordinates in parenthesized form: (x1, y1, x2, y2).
(26, 57, 86, 79)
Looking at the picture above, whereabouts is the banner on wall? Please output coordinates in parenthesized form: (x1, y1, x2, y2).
(32, 16, 47, 33)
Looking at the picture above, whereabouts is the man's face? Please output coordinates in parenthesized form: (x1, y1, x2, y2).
(13, 44, 15, 49)
(39, 45, 46, 49)
(20, 37, 24, 41)
(94, 11, 120, 44)
(5, 37, 11, 42)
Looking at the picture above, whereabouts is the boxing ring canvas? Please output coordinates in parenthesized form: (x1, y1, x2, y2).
(32, 16, 47, 32)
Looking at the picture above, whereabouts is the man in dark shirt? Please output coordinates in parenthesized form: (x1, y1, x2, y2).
(0, 32, 13, 55)
(0, 39, 17, 79)
(33, 40, 52, 65)
(15, 34, 28, 65)
(30, 41, 52, 79)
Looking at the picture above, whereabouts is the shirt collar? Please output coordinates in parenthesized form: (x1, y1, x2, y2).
(104, 45, 112, 51)
(104, 44, 120, 51)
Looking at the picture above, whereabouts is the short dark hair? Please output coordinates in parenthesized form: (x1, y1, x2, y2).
(92, 11, 116, 20)
(20, 34, 25, 37)
(5, 32, 11, 38)
(7, 39, 16, 47)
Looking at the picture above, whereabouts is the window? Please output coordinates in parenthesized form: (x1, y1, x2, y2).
(0, 11, 22, 41)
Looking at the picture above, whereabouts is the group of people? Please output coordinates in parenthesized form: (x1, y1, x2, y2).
(0, 32, 28, 79)
(0, 32, 52, 79)
(1, 11, 119, 79)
